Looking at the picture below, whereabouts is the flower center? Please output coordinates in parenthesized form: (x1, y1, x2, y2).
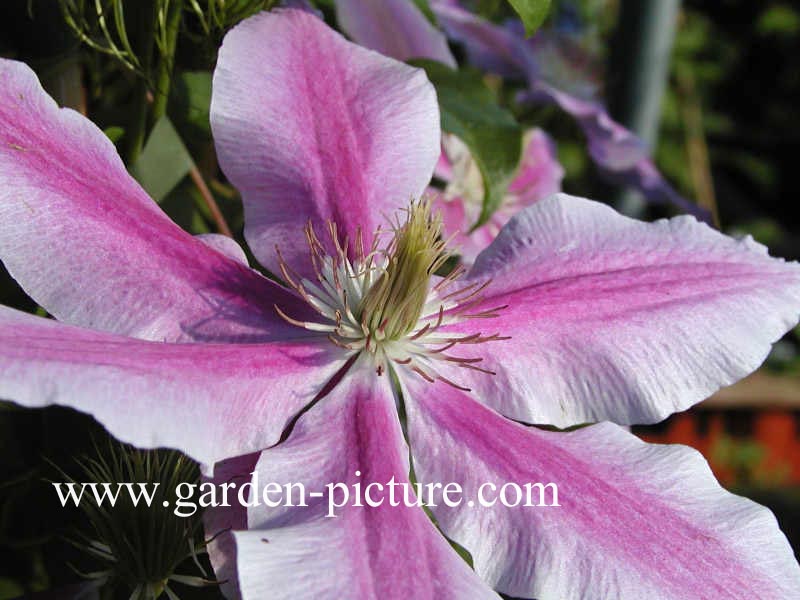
(358, 201, 448, 341)
(274, 200, 508, 388)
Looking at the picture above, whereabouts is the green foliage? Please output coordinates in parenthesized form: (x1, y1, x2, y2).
(412, 0, 437, 24)
(506, 0, 551, 36)
(757, 4, 800, 37)
(169, 71, 213, 140)
(103, 125, 126, 144)
(185, 0, 276, 36)
(412, 60, 522, 228)
(130, 116, 195, 202)
(58, 0, 144, 74)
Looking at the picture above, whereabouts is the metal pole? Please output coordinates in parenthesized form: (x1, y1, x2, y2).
(606, 0, 681, 215)
(610, 0, 682, 147)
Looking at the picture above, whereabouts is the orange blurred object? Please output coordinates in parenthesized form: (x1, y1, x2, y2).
(636, 370, 800, 486)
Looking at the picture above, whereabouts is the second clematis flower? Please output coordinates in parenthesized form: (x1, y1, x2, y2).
(1, 8, 800, 599)
(432, 129, 565, 263)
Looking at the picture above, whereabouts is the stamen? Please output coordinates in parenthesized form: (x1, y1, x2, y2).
(436, 374, 471, 392)
(272, 200, 510, 391)
(412, 366, 436, 383)
(358, 199, 449, 340)
(407, 321, 431, 341)
(274, 304, 337, 332)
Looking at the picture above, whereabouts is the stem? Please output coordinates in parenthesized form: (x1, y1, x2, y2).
(150, 0, 183, 125)
(677, 68, 720, 228)
(189, 166, 233, 237)
(126, 82, 149, 165)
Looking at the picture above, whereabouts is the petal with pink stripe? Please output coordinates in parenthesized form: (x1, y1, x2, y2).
(211, 9, 440, 278)
(0, 306, 344, 470)
(0, 58, 303, 344)
(439, 194, 800, 427)
(235, 363, 498, 599)
(403, 375, 800, 599)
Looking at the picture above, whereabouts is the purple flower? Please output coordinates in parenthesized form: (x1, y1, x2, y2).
(1, 9, 800, 599)
(432, 129, 565, 263)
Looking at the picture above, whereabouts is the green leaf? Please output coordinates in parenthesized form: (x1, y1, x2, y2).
(130, 116, 195, 203)
(412, 0, 437, 24)
(412, 60, 522, 227)
(507, 0, 551, 36)
(103, 126, 125, 144)
(168, 70, 213, 140)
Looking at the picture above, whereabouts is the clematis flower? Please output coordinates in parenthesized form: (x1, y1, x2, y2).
(1, 8, 800, 600)
(432, 129, 564, 263)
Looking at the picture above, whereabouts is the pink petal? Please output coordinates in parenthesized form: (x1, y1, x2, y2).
(0, 306, 345, 470)
(434, 146, 454, 181)
(334, 0, 456, 67)
(204, 452, 260, 598)
(234, 363, 497, 599)
(434, 129, 564, 264)
(211, 9, 440, 278)
(433, 191, 497, 265)
(440, 194, 800, 427)
(196, 233, 249, 265)
(403, 375, 800, 599)
(0, 59, 305, 344)
(506, 128, 564, 206)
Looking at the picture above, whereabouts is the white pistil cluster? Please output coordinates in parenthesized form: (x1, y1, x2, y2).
(275, 201, 508, 390)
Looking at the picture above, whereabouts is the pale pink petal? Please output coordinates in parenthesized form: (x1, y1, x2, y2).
(0, 59, 305, 344)
(196, 233, 249, 265)
(439, 194, 800, 427)
(403, 375, 800, 599)
(506, 128, 564, 207)
(234, 363, 497, 599)
(432, 129, 563, 263)
(334, 0, 456, 67)
(431, 190, 490, 263)
(211, 9, 440, 277)
(0, 306, 345, 471)
(204, 452, 260, 598)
